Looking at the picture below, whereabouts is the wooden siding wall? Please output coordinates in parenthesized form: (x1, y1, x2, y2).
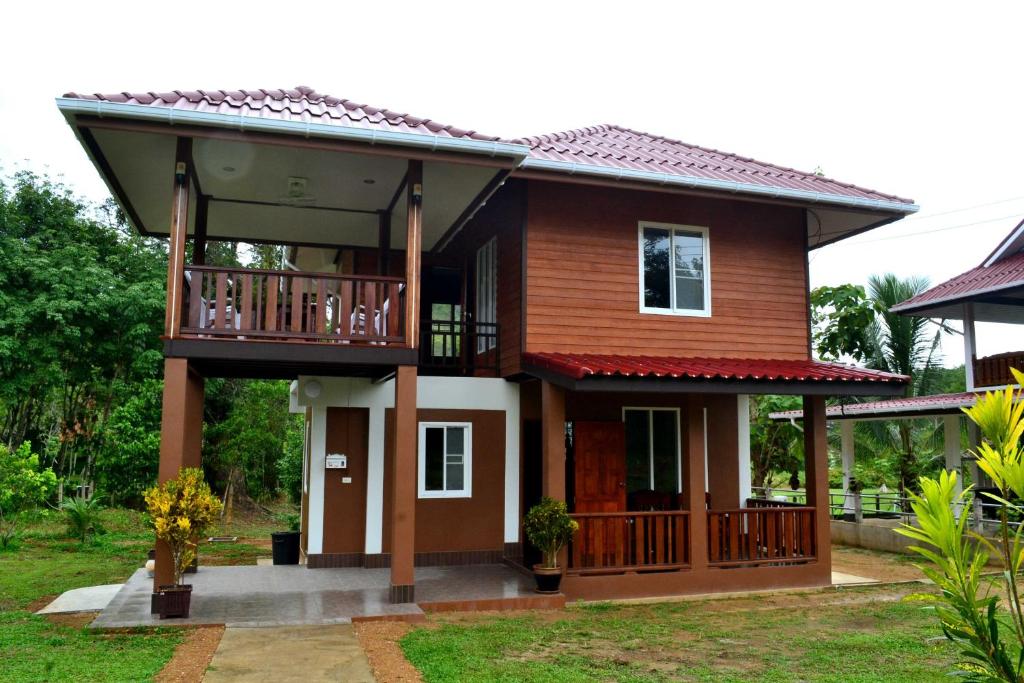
(441, 179, 524, 375)
(524, 181, 810, 359)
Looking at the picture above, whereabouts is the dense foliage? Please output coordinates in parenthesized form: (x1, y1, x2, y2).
(0, 442, 56, 547)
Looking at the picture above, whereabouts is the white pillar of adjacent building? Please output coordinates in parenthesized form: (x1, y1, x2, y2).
(840, 420, 856, 517)
(737, 395, 752, 506)
(944, 414, 964, 517)
(964, 303, 977, 391)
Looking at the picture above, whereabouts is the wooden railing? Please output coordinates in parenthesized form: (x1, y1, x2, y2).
(567, 511, 690, 575)
(745, 497, 806, 509)
(419, 320, 499, 376)
(974, 351, 1024, 388)
(182, 265, 405, 345)
(708, 507, 815, 567)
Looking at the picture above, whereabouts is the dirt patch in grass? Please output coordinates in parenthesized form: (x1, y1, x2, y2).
(155, 625, 224, 683)
(831, 544, 924, 582)
(44, 611, 97, 628)
(25, 594, 58, 612)
(356, 621, 424, 682)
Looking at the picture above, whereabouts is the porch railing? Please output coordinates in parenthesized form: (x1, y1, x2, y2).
(419, 320, 499, 376)
(974, 351, 1024, 388)
(182, 265, 405, 345)
(567, 511, 690, 575)
(707, 507, 815, 567)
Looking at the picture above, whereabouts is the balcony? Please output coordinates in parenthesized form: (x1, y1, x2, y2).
(974, 351, 1024, 388)
(419, 319, 499, 377)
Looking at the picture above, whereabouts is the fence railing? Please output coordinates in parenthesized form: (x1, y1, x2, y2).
(419, 320, 499, 376)
(708, 507, 816, 567)
(568, 511, 690, 575)
(182, 265, 405, 345)
(974, 351, 1024, 388)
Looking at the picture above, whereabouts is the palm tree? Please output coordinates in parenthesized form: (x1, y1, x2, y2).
(862, 273, 944, 498)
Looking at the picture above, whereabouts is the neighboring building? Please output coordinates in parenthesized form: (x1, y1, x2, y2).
(57, 86, 914, 604)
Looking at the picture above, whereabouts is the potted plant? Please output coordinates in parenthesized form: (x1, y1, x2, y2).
(271, 512, 301, 565)
(144, 467, 222, 619)
(523, 497, 578, 593)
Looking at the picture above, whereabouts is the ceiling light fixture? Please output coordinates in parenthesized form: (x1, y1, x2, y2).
(222, 166, 236, 173)
(363, 178, 376, 185)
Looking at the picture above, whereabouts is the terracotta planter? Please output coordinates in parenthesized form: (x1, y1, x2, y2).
(532, 565, 563, 594)
(157, 584, 193, 619)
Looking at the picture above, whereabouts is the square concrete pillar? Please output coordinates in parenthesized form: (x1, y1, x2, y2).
(540, 381, 567, 501)
(704, 394, 740, 510)
(681, 395, 708, 570)
(803, 395, 832, 578)
(389, 365, 418, 603)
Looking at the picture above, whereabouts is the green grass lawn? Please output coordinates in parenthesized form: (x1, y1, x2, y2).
(401, 587, 957, 683)
(0, 505, 286, 682)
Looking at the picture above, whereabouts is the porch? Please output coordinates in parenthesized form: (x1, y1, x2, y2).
(91, 563, 560, 629)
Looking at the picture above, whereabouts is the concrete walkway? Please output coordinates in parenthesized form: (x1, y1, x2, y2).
(203, 624, 374, 682)
(36, 584, 123, 614)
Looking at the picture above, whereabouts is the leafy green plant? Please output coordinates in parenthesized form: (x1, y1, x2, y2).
(523, 497, 578, 569)
(0, 442, 57, 549)
(144, 468, 222, 586)
(897, 367, 1024, 681)
(61, 496, 106, 543)
(277, 512, 300, 532)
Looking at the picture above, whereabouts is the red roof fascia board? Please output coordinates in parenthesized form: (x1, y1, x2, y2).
(513, 125, 914, 206)
(62, 85, 499, 142)
(523, 352, 909, 385)
(892, 250, 1024, 313)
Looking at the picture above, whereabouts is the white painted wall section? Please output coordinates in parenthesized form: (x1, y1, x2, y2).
(306, 406, 327, 554)
(736, 395, 751, 506)
(840, 420, 856, 516)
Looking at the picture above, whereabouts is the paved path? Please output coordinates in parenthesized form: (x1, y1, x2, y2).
(203, 624, 374, 682)
(37, 584, 123, 614)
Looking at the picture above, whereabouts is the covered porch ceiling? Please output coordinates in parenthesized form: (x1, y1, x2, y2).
(81, 125, 508, 259)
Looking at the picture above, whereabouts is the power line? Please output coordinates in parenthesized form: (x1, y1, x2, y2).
(900, 194, 1024, 222)
(847, 212, 1022, 245)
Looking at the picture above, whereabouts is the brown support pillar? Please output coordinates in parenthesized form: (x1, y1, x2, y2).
(803, 395, 832, 576)
(378, 210, 391, 276)
(153, 358, 205, 592)
(681, 395, 708, 571)
(390, 365, 418, 603)
(540, 381, 566, 501)
(404, 160, 423, 348)
(165, 138, 191, 338)
(704, 395, 740, 510)
(193, 194, 209, 266)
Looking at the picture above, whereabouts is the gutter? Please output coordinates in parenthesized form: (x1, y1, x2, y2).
(518, 157, 919, 216)
(55, 98, 532, 163)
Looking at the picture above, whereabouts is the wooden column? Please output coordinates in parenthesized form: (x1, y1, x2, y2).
(404, 160, 423, 348)
(378, 210, 391, 275)
(165, 138, 191, 338)
(540, 381, 566, 501)
(803, 395, 832, 576)
(390, 365, 418, 603)
(153, 358, 204, 592)
(704, 394, 739, 510)
(193, 194, 209, 266)
(681, 395, 708, 571)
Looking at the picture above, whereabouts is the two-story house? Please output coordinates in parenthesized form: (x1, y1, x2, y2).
(57, 86, 914, 604)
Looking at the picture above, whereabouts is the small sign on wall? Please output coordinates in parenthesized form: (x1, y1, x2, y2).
(325, 453, 348, 469)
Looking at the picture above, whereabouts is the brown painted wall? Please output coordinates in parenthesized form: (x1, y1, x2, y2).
(441, 180, 524, 376)
(321, 408, 369, 554)
(524, 180, 810, 359)
(382, 409, 505, 554)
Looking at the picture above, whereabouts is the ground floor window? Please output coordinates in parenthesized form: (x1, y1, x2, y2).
(418, 422, 472, 498)
(623, 408, 680, 496)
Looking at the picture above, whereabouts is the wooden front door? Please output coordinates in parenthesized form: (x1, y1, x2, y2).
(573, 421, 627, 513)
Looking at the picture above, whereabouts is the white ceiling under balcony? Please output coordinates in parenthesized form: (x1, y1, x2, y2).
(88, 127, 499, 251)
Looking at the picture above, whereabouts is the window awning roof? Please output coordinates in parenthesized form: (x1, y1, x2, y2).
(769, 389, 1023, 421)
(522, 352, 909, 396)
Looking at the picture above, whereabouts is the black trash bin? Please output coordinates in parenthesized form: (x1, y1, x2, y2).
(271, 531, 301, 565)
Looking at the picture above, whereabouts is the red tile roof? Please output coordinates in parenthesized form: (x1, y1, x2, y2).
(513, 124, 914, 206)
(522, 352, 908, 385)
(770, 389, 1022, 421)
(61, 85, 499, 142)
(891, 250, 1024, 314)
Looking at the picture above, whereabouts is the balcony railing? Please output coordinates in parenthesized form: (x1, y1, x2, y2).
(419, 320, 499, 376)
(974, 351, 1024, 388)
(707, 507, 815, 567)
(567, 511, 691, 575)
(182, 265, 405, 345)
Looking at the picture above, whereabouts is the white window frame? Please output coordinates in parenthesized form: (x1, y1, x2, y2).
(475, 237, 497, 352)
(417, 422, 473, 499)
(622, 407, 682, 493)
(637, 222, 711, 317)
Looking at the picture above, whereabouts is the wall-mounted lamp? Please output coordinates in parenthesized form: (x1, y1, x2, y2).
(303, 380, 322, 399)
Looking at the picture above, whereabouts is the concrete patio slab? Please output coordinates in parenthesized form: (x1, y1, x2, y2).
(831, 571, 879, 586)
(203, 624, 373, 683)
(90, 563, 549, 629)
(36, 584, 123, 614)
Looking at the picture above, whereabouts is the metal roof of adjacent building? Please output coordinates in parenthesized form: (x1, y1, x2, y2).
(890, 249, 1024, 315)
(513, 124, 914, 206)
(770, 389, 1023, 421)
(61, 85, 500, 142)
(522, 352, 908, 385)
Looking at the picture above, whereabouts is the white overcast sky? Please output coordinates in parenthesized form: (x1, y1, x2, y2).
(3, 1, 1022, 366)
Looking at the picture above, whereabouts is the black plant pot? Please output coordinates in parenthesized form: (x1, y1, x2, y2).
(271, 531, 301, 565)
(532, 565, 563, 593)
(157, 584, 193, 619)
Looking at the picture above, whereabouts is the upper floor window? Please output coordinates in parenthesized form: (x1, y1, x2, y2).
(418, 422, 472, 499)
(638, 223, 711, 316)
(475, 238, 497, 352)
